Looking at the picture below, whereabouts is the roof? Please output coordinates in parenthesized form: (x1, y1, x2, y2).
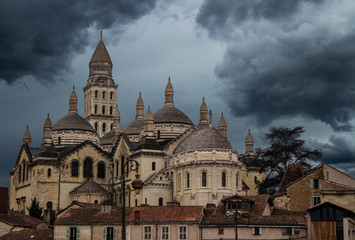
(55, 204, 203, 224)
(0, 229, 53, 240)
(101, 129, 117, 145)
(221, 194, 271, 216)
(174, 126, 234, 154)
(52, 112, 95, 132)
(137, 137, 162, 150)
(307, 201, 355, 218)
(122, 119, 144, 135)
(0, 210, 43, 227)
(153, 106, 193, 125)
(90, 38, 112, 64)
(70, 179, 109, 195)
(276, 163, 304, 196)
(320, 179, 355, 191)
(59, 140, 111, 159)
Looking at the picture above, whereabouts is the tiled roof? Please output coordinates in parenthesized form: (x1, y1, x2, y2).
(53, 112, 95, 132)
(0, 210, 43, 227)
(122, 119, 144, 135)
(0, 229, 53, 240)
(276, 163, 304, 195)
(70, 179, 108, 195)
(220, 194, 270, 217)
(320, 179, 355, 191)
(90, 38, 112, 64)
(55, 204, 203, 224)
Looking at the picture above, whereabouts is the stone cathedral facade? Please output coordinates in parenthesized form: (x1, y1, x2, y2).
(9, 35, 264, 215)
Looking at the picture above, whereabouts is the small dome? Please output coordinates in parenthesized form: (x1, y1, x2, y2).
(153, 106, 193, 125)
(90, 37, 112, 64)
(174, 126, 234, 154)
(136, 92, 144, 107)
(53, 112, 96, 132)
(145, 106, 153, 121)
(200, 97, 207, 111)
(165, 77, 173, 93)
(122, 119, 144, 135)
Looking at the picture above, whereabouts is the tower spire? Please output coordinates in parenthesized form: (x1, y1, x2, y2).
(144, 106, 154, 137)
(246, 129, 254, 155)
(42, 113, 53, 146)
(23, 125, 31, 146)
(136, 92, 144, 120)
(164, 77, 174, 107)
(199, 97, 208, 126)
(218, 112, 227, 137)
(69, 86, 78, 113)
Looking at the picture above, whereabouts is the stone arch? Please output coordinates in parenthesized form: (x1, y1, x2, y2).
(83, 157, 93, 178)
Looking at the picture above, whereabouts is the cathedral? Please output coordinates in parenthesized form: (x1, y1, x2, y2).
(9, 34, 264, 215)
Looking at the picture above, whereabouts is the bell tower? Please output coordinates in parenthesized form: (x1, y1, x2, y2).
(83, 31, 119, 137)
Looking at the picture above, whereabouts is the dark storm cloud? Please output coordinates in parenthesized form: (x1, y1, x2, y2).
(0, 0, 156, 84)
(196, 0, 355, 131)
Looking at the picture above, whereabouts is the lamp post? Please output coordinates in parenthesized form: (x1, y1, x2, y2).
(117, 156, 143, 240)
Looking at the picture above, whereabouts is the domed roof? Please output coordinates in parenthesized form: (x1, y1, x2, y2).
(174, 126, 234, 154)
(53, 112, 96, 132)
(90, 35, 112, 64)
(122, 119, 144, 135)
(153, 106, 193, 125)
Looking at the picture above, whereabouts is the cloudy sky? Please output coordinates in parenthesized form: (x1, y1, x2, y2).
(1, 0, 355, 187)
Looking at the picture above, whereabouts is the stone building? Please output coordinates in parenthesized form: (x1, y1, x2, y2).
(9, 34, 264, 216)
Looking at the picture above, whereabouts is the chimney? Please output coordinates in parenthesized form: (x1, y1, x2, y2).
(134, 208, 141, 222)
(0, 187, 8, 214)
(166, 201, 180, 207)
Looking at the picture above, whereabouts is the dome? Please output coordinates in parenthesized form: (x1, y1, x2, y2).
(53, 112, 96, 132)
(122, 119, 144, 135)
(174, 126, 234, 154)
(153, 106, 193, 125)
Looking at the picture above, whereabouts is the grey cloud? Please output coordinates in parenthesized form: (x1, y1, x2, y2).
(0, 0, 156, 84)
(196, 0, 355, 131)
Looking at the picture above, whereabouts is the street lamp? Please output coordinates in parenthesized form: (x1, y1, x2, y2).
(233, 198, 250, 240)
(118, 156, 143, 240)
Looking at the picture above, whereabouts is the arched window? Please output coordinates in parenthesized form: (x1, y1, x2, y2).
(22, 162, 25, 182)
(157, 130, 161, 139)
(152, 162, 156, 171)
(254, 176, 258, 184)
(48, 168, 52, 177)
(202, 171, 207, 187)
(94, 200, 98, 204)
(116, 160, 119, 177)
(110, 123, 113, 130)
(110, 106, 113, 115)
(26, 165, 29, 180)
(95, 122, 98, 131)
(46, 201, 52, 210)
(102, 123, 106, 133)
(121, 155, 125, 176)
(222, 172, 226, 187)
(94, 105, 98, 114)
(135, 199, 138, 206)
(83, 158, 93, 178)
(71, 161, 79, 177)
(102, 91, 106, 99)
(18, 166, 21, 183)
(110, 92, 113, 99)
(236, 172, 239, 188)
(159, 197, 163, 206)
(97, 162, 105, 178)
(102, 105, 105, 115)
(58, 137, 61, 145)
(186, 172, 190, 188)
(95, 90, 98, 98)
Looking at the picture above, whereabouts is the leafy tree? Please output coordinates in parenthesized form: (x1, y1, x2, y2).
(256, 126, 322, 195)
(26, 197, 43, 219)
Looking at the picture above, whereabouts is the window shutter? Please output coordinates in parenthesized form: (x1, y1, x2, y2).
(113, 227, 117, 240)
(310, 179, 314, 189)
(77, 227, 80, 240)
(103, 227, 107, 240)
(66, 227, 69, 240)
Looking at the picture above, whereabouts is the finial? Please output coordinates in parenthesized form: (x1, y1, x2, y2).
(148, 105, 151, 111)
(222, 112, 224, 117)
(26, 125, 29, 130)
(139, 91, 141, 97)
(100, 30, 103, 39)
(168, 76, 171, 82)
(47, 113, 49, 118)
(203, 97, 205, 102)
(248, 128, 250, 133)
(73, 85, 75, 91)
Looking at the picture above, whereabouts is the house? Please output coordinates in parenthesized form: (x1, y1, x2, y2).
(274, 163, 355, 212)
(54, 201, 203, 240)
(200, 194, 307, 239)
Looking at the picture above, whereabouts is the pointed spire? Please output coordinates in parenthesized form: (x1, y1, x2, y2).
(218, 112, 227, 137)
(42, 113, 53, 146)
(246, 129, 254, 155)
(113, 105, 122, 135)
(136, 92, 144, 120)
(89, 31, 113, 77)
(199, 97, 208, 126)
(144, 106, 154, 137)
(164, 77, 174, 107)
(23, 125, 31, 146)
(69, 86, 78, 113)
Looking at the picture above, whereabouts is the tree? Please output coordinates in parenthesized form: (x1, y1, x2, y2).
(256, 126, 322, 195)
(26, 197, 43, 219)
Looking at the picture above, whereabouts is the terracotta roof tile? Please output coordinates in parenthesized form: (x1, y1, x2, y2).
(0, 229, 53, 240)
(276, 163, 304, 195)
(0, 210, 43, 227)
(320, 179, 355, 191)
